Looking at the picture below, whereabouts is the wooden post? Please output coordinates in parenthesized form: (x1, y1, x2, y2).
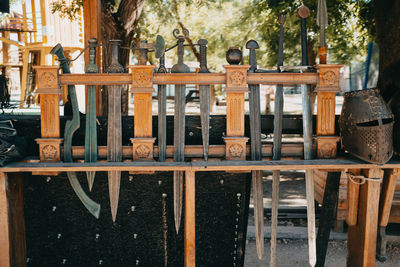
(33, 66, 63, 175)
(223, 65, 249, 164)
(0, 172, 26, 267)
(315, 64, 343, 159)
(347, 168, 383, 267)
(377, 169, 399, 261)
(346, 169, 361, 226)
(129, 65, 156, 174)
(83, 0, 102, 115)
(185, 171, 196, 267)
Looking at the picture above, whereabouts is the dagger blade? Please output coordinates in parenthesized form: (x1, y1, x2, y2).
(199, 84, 210, 161)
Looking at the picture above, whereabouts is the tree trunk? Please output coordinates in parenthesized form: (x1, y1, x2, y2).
(100, 0, 145, 116)
(374, 0, 400, 102)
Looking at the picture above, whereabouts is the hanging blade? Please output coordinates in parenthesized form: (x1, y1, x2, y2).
(298, 6, 317, 267)
(171, 29, 191, 233)
(271, 13, 286, 267)
(106, 40, 124, 222)
(198, 39, 210, 161)
(50, 43, 101, 218)
(84, 38, 99, 191)
(158, 55, 167, 162)
(246, 40, 264, 259)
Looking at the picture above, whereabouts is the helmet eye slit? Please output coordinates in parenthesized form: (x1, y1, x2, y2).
(356, 118, 393, 127)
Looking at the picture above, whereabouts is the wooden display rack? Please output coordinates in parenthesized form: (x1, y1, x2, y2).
(1, 63, 399, 267)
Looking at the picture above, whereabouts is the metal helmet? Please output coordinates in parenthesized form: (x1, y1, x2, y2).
(339, 88, 394, 164)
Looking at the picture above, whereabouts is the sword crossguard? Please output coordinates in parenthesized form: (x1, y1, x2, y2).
(198, 39, 209, 73)
(246, 40, 259, 73)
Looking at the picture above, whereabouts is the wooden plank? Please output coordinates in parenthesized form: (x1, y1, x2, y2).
(317, 92, 336, 136)
(134, 93, 153, 137)
(226, 93, 245, 137)
(185, 171, 196, 267)
(379, 169, 399, 226)
(58, 72, 319, 86)
(346, 169, 361, 226)
(347, 168, 382, 267)
(3, 159, 400, 173)
(40, 94, 60, 138)
(0, 172, 26, 267)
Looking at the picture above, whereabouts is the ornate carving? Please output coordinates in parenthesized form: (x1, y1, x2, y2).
(135, 144, 151, 159)
(229, 71, 245, 87)
(134, 71, 151, 86)
(39, 71, 57, 89)
(321, 70, 336, 86)
(229, 144, 244, 158)
(319, 142, 336, 159)
(41, 144, 57, 161)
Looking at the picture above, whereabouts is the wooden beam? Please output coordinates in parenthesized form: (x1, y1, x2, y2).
(184, 171, 196, 267)
(0, 172, 26, 267)
(58, 72, 320, 86)
(347, 168, 383, 267)
(346, 169, 361, 226)
(379, 169, 399, 226)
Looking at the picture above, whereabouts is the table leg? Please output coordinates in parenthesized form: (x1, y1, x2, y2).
(185, 171, 196, 267)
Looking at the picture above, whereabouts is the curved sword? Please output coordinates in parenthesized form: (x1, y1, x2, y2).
(50, 43, 100, 219)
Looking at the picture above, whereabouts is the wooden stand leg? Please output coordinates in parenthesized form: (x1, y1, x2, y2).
(347, 169, 382, 267)
(376, 169, 398, 262)
(185, 171, 195, 267)
(316, 171, 341, 267)
(0, 172, 26, 267)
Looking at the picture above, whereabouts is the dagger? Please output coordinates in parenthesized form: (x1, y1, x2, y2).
(271, 13, 286, 267)
(298, 5, 317, 267)
(50, 43, 101, 218)
(171, 28, 191, 233)
(197, 39, 210, 161)
(157, 54, 167, 162)
(85, 38, 99, 191)
(246, 40, 264, 260)
(106, 40, 124, 222)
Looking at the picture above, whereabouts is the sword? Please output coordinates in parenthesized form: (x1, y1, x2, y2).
(106, 40, 124, 222)
(197, 39, 210, 161)
(271, 13, 286, 267)
(246, 40, 264, 260)
(85, 38, 98, 191)
(157, 54, 167, 162)
(298, 5, 317, 267)
(171, 28, 191, 233)
(50, 44, 100, 218)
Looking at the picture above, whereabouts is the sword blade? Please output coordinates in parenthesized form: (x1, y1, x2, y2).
(271, 170, 280, 266)
(174, 84, 186, 233)
(107, 85, 122, 222)
(249, 84, 264, 259)
(199, 84, 210, 160)
(85, 85, 97, 191)
(158, 84, 167, 162)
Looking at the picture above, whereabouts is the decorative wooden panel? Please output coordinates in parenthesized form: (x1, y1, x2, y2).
(134, 93, 152, 138)
(226, 93, 245, 137)
(317, 92, 336, 136)
(40, 94, 60, 138)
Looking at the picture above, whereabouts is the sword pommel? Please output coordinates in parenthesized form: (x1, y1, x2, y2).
(297, 5, 310, 19)
(246, 40, 259, 73)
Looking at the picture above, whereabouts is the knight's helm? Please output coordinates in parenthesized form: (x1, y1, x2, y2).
(339, 88, 394, 164)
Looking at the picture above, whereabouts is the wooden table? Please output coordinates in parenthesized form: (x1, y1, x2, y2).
(1, 159, 399, 266)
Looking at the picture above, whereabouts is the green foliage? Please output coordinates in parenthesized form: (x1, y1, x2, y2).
(50, 0, 83, 20)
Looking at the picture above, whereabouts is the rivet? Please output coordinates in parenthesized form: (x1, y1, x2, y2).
(236, 211, 240, 215)
(234, 250, 237, 254)
(131, 206, 136, 212)
(95, 234, 100, 240)
(235, 225, 239, 229)
(162, 193, 167, 198)
(236, 193, 241, 198)
(129, 176, 133, 182)
(46, 177, 51, 182)
(234, 237, 237, 242)
(99, 259, 103, 265)
(233, 263, 236, 266)
(189, 131, 194, 136)
(136, 259, 140, 265)
(234, 244, 237, 248)
(158, 180, 162, 185)
(233, 256, 236, 260)
(236, 218, 239, 222)
(57, 233, 62, 239)
(220, 179, 224, 185)
(62, 259, 67, 264)
(26, 258, 30, 263)
(52, 206, 57, 212)
(134, 233, 138, 239)
(235, 231, 238, 235)
(236, 204, 240, 208)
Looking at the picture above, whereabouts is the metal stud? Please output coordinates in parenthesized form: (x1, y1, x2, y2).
(95, 234, 100, 240)
(131, 206, 136, 212)
(46, 177, 51, 182)
(129, 176, 133, 182)
(136, 259, 140, 265)
(158, 180, 162, 185)
(26, 258, 30, 263)
(57, 233, 62, 239)
(189, 131, 194, 136)
(134, 233, 138, 239)
(99, 260, 103, 265)
(52, 206, 57, 212)
(220, 179, 224, 185)
(62, 259, 67, 264)
(236, 193, 241, 198)
(162, 193, 167, 198)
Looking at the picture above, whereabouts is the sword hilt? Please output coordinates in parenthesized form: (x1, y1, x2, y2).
(86, 38, 99, 74)
(106, 40, 124, 73)
(246, 40, 259, 73)
(198, 39, 209, 73)
(277, 14, 286, 69)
